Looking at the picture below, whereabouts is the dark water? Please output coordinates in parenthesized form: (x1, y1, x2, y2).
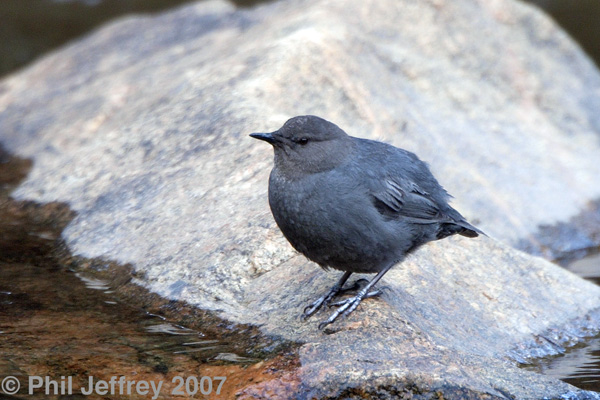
(524, 334, 600, 392)
(520, 252, 600, 392)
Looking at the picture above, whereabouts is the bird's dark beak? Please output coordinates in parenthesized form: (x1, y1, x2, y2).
(250, 132, 278, 144)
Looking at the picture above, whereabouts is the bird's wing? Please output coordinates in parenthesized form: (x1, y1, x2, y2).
(371, 178, 447, 224)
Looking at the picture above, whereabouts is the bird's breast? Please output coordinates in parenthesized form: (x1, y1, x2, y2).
(267, 170, 399, 272)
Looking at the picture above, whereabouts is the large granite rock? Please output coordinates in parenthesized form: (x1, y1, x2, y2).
(1, 0, 600, 398)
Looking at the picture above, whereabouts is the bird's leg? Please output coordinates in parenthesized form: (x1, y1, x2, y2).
(337, 278, 369, 294)
(302, 271, 352, 319)
(318, 264, 393, 330)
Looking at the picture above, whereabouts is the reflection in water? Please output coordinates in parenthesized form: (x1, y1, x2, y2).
(214, 353, 257, 363)
(523, 335, 600, 392)
(521, 252, 600, 391)
(76, 273, 112, 290)
(144, 322, 197, 335)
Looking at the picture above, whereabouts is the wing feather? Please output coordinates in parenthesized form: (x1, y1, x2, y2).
(372, 178, 445, 224)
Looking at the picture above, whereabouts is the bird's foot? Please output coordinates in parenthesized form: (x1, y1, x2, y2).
(302, 293, 334, 319)
(329, 288, 382, 307)
(302, 279, 367, 319)
(318, 289, 381, 330)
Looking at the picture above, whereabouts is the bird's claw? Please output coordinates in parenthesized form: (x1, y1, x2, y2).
(302, 296, 327, 319)
(302, 289, 340, 319)
(302, 277, 365, 320)
(318, 289, 381, 330)
(318, 295, 361, 330)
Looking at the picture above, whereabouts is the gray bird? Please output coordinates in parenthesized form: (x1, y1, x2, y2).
(250, 115, 482, 329)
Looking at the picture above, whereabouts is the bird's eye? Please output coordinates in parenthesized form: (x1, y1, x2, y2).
(296, 137, 309, 145)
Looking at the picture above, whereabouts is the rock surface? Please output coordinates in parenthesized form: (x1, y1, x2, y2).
(2, 0, 600, 398)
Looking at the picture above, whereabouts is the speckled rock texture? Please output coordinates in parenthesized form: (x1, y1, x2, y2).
(2, 0, 600, 398)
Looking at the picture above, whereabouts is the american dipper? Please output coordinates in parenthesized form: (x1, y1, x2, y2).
(250, 115, 483, 329)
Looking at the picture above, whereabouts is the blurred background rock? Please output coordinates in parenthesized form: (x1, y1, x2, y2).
(1, 0, 599, 78)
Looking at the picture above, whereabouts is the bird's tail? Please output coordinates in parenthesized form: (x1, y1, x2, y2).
(456, 219, 485, 238)
(437, 219, 485, 239)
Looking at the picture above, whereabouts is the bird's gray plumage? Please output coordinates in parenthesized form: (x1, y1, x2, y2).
(250, 115, 482, 328)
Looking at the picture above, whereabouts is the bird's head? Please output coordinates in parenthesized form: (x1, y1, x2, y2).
(250, 115, 354, 176)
